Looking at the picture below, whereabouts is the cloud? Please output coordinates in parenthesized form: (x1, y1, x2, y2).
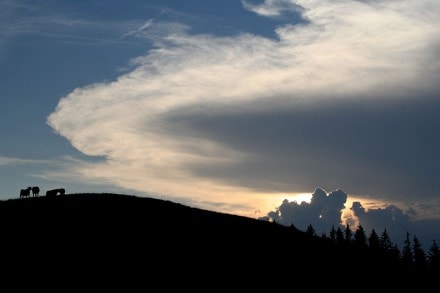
(47, 0, 440, 217)
(350, 201, 440, 250)
(351, 201, 411, 243)
(265, 188, 440, 250)
(0, 156, 48, 166)
(241, 0, 304, 18)
(0, 1, 161, 48)
(120, 19, 154, 39)
(267, 187, 348, 233)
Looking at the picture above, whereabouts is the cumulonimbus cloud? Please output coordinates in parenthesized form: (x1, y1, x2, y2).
(47, 0, 440, 216)
(268, 187, 348, 233)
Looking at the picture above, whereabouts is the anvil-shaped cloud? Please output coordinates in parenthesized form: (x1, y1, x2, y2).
(47, 0, 440, 217)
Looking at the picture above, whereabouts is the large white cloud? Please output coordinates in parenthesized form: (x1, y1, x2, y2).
(47, 0, 440, 216)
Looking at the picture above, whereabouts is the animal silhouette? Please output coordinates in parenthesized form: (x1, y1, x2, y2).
(31, 186, 40, 197)
(45, 188, 66, 198)
(20, 187, 32, 199)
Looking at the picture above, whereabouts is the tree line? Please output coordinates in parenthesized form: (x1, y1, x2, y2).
(305, 223, 440, 274)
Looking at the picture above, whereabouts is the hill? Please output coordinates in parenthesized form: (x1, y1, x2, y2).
(0, 193, 436, 288)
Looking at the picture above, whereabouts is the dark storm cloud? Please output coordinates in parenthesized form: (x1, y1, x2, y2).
(351, 201, 440, 250)
(164, 95, 440, 203)
(351, 201, 411, 245)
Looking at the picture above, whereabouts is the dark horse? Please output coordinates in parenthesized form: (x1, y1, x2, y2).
(31, 186, 40, 197)
(45, 188, 65, 198)
(20, 187, 31, 199)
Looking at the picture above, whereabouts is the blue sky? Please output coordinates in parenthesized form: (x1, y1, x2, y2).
(1, 0, 440, 250)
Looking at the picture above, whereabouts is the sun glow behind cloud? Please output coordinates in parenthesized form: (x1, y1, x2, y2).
(47, 0, 440, 216)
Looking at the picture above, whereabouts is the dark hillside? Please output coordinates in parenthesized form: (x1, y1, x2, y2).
(0, 193, 435, 288)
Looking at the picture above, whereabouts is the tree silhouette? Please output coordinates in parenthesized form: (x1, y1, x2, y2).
(428, 239, 440, 272)
(379, 228, 393, 252)
(390, 243, 401, 262)
(353, 225, 367, 249)
(412, 235, 427, 271)
(344, 223, 352, 243)
(368, 229, 380, 250)
(335, 227, 344, 245)
(401, 232, 413, 267)
(320, 221, 440, 276)
(329, 225, 336, 244)
(378, 228, 401, 263)
(306, 224, 316, 237)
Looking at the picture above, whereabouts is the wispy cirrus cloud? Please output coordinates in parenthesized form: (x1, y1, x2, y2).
(0, 155, 49, 166)
(241, 0, 304, 18)
(0, 0, 183, 49)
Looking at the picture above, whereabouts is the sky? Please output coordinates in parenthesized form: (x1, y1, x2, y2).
(1, 0, 439, 250)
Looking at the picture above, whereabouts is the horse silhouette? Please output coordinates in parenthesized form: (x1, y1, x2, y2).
(20, 187, 32, 199)
(31, 186, 40, 197)
(45, 188, 65, 198)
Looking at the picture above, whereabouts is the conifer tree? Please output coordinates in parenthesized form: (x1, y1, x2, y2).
(390, 243, 401, 262)
(380, 228, 393, 252)
(306, 224, 316, 237)
(428, 239, 440, 272)
(368, 229, 380, 250)
(354, 225, 367, 249)
(401, 232, 413, 266)
(344, 224, 352, 243)
(412, 235, 427, 271)
(336, 227, 344, 245)
(329, 225, 336, 244)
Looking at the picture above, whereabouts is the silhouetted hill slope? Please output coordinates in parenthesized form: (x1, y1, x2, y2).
(0, 193, 435, 288)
